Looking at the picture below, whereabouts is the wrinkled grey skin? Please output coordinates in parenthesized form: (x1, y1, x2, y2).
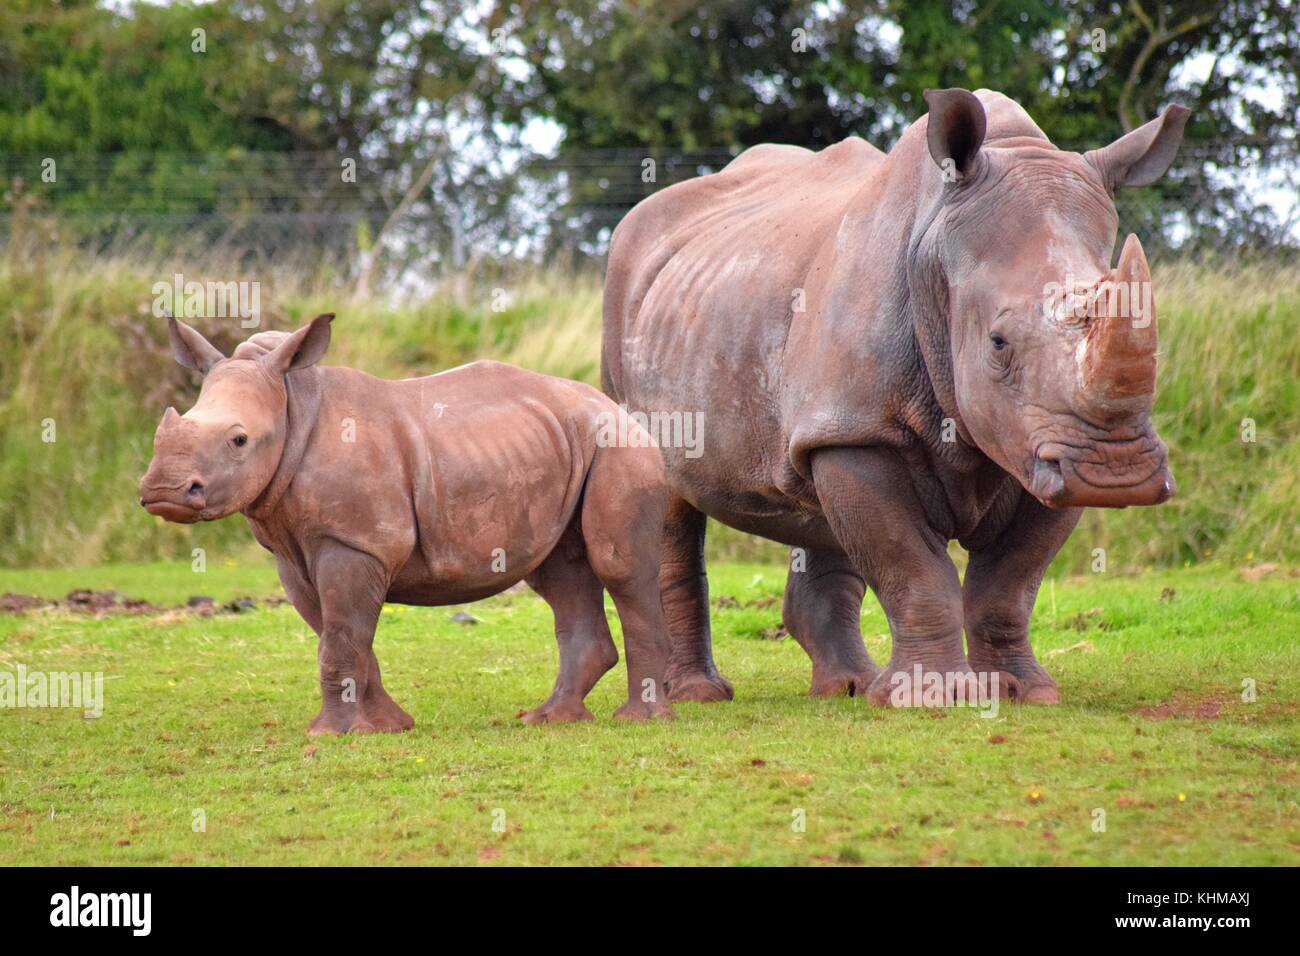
(603, 88, 1189, 706)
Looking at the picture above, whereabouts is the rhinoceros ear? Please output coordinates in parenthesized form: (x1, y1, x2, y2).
(1085, 104, 1191, 190)
(263, 313, 334, 375)
(168, 315, 225, 374)
(924, 88, 987, 180)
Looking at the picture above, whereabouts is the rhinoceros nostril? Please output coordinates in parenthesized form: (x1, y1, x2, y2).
(188, 481, 205, 496)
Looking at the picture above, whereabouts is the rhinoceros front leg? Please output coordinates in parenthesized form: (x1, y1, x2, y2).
(963, 495, 1081, 704)
(782, 548, 882, 697)
(810, 446, 979, 707)
(659, 497, 734, 702)
(307, 541, 414, 735)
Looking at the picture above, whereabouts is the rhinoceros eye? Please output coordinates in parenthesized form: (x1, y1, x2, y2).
(989, 333, 1008, 351)
(232, 434, 248, 448)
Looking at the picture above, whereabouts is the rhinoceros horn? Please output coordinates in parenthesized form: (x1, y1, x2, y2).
(1080, 233, 1157, 404)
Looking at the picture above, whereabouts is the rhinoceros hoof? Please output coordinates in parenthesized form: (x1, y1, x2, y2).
(518, 700, 595, 725)
(665, 669, 734, 703)
(968, 657, 1061, 705)
(1019, 681, 1060, 704)
(999, 673, 1059, 705)
(307, 706, 415, 736)
(809, 664, 884, 698)
(613, 698, 676, 721)
(864, 664, 1005, 708)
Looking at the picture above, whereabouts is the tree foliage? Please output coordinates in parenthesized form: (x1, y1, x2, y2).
(0, 1, 1295, 261)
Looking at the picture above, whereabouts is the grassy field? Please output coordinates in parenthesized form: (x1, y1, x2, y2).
(1, 558, 1296, 866)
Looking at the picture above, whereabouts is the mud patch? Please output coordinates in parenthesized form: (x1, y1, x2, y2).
(0, 594, 46, 613)
(0, 590, 285, 618)
(66, 589, 159, 613)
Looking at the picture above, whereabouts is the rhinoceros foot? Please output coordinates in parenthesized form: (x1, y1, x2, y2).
(307, 696, 415, 735)
(967, 652, 1061, 705)
(864, 653, 1011, 709)
(1015, 679, 1060, 705)
(518, 699, 596, 725)
(809, 662, 884, 699)
(612, 698, 676, 721)
(665, 666, 734, 703)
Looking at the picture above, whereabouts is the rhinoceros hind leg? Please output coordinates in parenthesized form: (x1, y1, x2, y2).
(783, 548, 882, 697)
(582, 446, 676, 720)
(656, 497, 734, 703)
(522, 525, 619, 725)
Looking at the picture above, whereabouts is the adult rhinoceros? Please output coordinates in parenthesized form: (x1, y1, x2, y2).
(602, 88, 1188, 706)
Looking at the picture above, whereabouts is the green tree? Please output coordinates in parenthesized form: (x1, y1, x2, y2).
(501, 0, 1299, 252)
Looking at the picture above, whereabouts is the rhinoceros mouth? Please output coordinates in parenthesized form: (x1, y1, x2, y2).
(141, 498, 203, 523)
(1028, 435, 1174, 509)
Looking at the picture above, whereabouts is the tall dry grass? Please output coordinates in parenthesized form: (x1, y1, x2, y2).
(0, 248, 1295, 571)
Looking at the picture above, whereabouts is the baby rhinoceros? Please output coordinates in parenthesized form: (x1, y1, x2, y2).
(139, 313, 675, 733)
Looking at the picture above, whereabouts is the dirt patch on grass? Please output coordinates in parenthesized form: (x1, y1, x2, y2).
(0, 590, 287, 617)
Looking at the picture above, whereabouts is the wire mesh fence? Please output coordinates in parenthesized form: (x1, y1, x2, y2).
(2, 138, 1296, 279)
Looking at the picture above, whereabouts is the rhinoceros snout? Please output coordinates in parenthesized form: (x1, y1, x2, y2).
(139, 471, 206, 522)
(1030, 442, 1174, 510)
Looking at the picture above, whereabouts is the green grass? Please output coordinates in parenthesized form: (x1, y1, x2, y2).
(1, 559, 1296, 866)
